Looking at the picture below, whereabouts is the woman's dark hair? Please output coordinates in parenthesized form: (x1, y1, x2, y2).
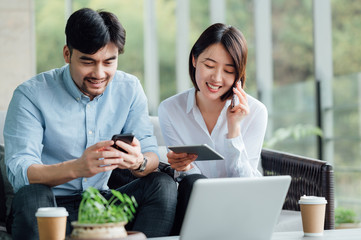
(189, 23, 248, 101)
(65, 8, 126, 55)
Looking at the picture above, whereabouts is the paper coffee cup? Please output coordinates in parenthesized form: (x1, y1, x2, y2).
(298, 195, 327, 237)
(36, 207, 68, 240)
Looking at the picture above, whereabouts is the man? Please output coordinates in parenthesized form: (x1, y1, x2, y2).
(4, 8, 177, 239)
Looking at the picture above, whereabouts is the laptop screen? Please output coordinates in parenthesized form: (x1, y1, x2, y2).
(180, 176, 291, 240)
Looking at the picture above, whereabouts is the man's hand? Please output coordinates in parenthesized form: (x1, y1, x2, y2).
(27, 140, 123, 187)
(73, 140, 124, 178)
(112, 137, 159, 177)
(112, 137, 144, 171)
(167, 150, 197, 172)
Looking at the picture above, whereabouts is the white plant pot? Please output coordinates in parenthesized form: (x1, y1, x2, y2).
(70, 222, 127, 239)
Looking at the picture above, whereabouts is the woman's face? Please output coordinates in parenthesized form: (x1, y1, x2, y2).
(193, 43, 236, 102)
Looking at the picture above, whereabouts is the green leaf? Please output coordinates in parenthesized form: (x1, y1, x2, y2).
(77, 187, 137, 224)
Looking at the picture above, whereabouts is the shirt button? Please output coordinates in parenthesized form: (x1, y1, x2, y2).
(87, 104, 90, 108)
(89, 130, 93, 135)
(84, 178, 87, 182)
(76, 97, 80, 101)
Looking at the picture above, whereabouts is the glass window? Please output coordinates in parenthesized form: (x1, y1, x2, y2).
(267, 0, 317, 157)
(331, 0, 361, 215)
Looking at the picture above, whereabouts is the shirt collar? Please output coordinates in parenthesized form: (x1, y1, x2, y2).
(62, 65, 82, 101)
(186, 88, 197, 114)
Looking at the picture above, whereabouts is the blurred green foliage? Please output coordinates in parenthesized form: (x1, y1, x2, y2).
(335, 207, 359, 225)
(263, 124, 322, 149)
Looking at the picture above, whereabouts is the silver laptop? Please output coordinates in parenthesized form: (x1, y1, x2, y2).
(179, 176, 291, 240)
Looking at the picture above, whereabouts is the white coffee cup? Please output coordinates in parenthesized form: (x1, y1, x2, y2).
(298, 195, 327, 237)
(36, 207, 68, 240)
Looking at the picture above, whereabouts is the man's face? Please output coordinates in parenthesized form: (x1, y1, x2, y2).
(63, 43, 119, 100)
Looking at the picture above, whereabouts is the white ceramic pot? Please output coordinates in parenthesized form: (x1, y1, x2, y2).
(70, 221, 127, 239)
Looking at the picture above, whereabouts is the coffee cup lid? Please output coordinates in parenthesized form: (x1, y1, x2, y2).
(298, 195, 327, 205)
(35, 207, 69, 217)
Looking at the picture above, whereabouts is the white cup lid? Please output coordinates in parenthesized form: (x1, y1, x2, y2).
(35, 207, 69, 217)
(298, 195, 327, 205)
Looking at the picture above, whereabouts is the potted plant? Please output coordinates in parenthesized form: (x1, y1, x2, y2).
(70, 187, 144, 239)
(335, 207, 361, 229)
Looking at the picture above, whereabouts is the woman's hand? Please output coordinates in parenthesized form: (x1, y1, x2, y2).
(167, 150, 197, 172)
(227, 81, 249, 138)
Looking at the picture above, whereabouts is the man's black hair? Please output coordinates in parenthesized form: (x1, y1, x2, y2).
(65, 8, 126, 54)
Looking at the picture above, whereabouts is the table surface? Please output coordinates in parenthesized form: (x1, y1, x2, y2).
(149, 228, 361, 240)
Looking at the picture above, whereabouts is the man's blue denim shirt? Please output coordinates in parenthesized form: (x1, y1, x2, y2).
(4, 65, 158, 195)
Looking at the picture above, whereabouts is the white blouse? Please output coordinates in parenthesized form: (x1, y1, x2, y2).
(158, 88, 268, 179)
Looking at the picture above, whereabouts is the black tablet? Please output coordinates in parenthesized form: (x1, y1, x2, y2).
(168, 144, 224, 161)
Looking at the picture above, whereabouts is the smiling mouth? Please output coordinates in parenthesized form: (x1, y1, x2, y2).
(86, 78, 106, 86)
(207, 82, 221, 90)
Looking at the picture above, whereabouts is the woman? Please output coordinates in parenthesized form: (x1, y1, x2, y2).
(158, 23, 268, 234)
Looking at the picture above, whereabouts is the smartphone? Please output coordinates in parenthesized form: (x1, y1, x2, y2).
(231, 94, 237, 109)
(231, 79, 241, 109)
(111, 133, 135, 153)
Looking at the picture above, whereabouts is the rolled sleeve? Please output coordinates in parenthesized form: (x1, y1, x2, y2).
(7, 157, 33, 192)
(224, 136, 262, 177)
(4, 89, 45, 192)
(174, 164, 202, 182)
(139, 135, 159, 157)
